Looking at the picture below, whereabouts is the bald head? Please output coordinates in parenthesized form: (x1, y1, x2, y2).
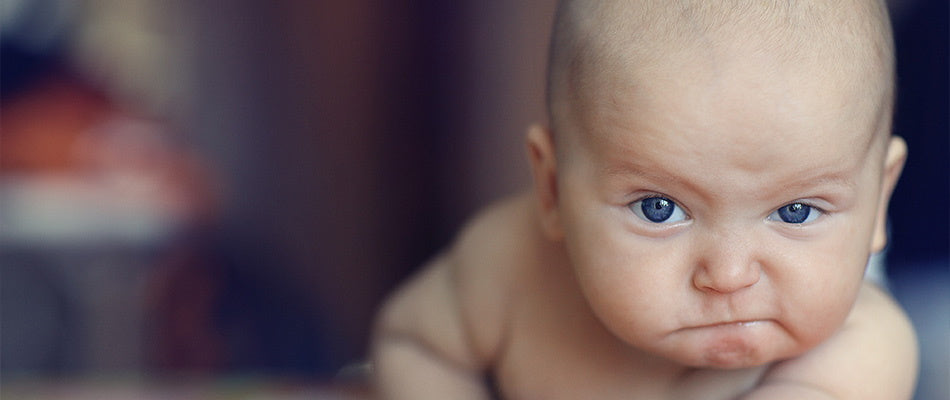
(546, 0, 895, 141)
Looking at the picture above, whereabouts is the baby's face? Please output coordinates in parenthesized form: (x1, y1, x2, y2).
(551, 45, 894, 369)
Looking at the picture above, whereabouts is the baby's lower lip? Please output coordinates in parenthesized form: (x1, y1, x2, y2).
(671, 320, 772, 335)
(697, 320, 767, 329)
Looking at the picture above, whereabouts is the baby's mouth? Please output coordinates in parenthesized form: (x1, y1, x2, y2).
(688, 319, 768, 330)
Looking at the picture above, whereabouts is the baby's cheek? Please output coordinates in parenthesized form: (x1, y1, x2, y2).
(786, 287, 858, 350)
(573, 265, 671, 343)
(781, 254, 865, 330)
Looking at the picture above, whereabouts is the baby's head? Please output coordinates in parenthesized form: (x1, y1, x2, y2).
(528, 0, 906, 368)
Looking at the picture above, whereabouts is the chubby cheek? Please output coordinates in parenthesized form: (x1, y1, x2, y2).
(775, 236, 868, 351)
(562, 215, 686, 345)
(786, 196, 883, 346)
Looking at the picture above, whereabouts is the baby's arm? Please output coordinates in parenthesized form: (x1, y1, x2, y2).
(741, 282, 918, 400)
(372, 255, 493, 399)
(373, 197, 527, 399)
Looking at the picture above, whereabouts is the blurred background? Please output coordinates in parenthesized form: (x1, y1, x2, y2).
(0, 0, 946, 399)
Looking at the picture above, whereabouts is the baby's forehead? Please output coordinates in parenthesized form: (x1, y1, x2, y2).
(575, 68, 886, 199)
(568, 58, 889, 177)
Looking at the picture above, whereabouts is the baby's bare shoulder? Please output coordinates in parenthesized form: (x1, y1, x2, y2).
(452, 192, 541, 287)
(375, 192, 544, 367)
(450, 192, 546, 361)
(744, 283, 918, 400)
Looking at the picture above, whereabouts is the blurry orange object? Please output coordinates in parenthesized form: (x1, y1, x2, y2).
(1, 76, 110, 174)
(1, 74, 217, 232)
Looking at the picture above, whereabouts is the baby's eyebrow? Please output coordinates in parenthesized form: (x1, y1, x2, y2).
(600, 162, 715, 200)
(777, 170, 859, 192)
(601, 161, 860, 200)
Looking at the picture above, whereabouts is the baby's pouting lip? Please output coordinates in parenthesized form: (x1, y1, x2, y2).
(681, 319, 771, 331)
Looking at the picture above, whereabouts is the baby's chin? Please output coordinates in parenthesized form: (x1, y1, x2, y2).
(664, 346, 775, 370)
(696, 340, 777, 370)
(666, 346, 789, 370)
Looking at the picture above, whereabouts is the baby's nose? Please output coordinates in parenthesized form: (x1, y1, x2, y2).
(691, 232, 761, 294)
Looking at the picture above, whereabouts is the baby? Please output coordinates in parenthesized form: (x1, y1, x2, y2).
(372, 1, 918, 399)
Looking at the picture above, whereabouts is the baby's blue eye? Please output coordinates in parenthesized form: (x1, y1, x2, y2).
(630, 197, 687, 224)
(768, 203, 821, 224)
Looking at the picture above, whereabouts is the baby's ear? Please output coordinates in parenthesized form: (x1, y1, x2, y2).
(872, 136, 907, 253)
(526, 124, 564, 241)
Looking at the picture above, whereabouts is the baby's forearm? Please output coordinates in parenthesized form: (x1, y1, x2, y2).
(374, 334, 493, 400)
